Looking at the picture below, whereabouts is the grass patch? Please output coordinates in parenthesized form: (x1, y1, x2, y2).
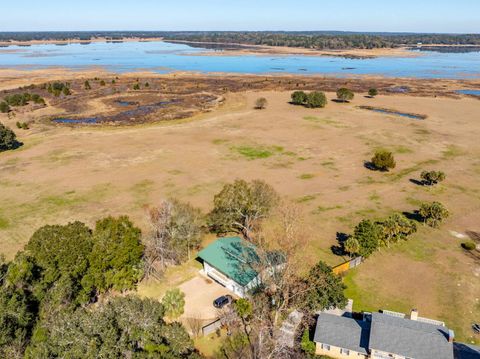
(369, 192, 381, 202)
(321, 160, 337, 170)
(354, 208, 377, 217)
(442, 145, 466, 159)
(414, 128, 431, 136)
(339, 185, 350, 192)
(5, 183, 113, 223)
(405, 196, 423, 207)
(344, 269, 411, 314)
(137, 259, 201, 299)
(387, 159, 439, 182)
(303, 116, 347, 128)
(130, 180, 155, 207)
(212, 138, 229, 145)
(393, 145, 414, 154)
(233, 145, 284, 160)
(0, 216, 10, 229)
(298, 173, 315, 180)
(357, 176, 381, 185)
(195, 330, 226, 357)
(314, 205, 343, 213)
(296, 195, 317, 203)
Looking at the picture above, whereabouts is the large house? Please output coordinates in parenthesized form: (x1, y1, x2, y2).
(197, 236, 281, 298)
(314, 309, 457, 359)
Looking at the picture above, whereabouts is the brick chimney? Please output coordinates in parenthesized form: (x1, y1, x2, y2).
(410, 309, 418, 321)
(448, 329, 455, 343)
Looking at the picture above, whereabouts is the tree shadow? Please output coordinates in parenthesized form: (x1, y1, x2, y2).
(409, 178, 425, 186)
(331, 99, 350, 103)
(331, 232, 350, 256)
(364, 161, 390, 172)
(364, 161, 377, 171)
(402, 210, 423, 223)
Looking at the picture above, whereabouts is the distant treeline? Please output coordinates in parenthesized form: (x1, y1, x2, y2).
(1, 31, 480, 49)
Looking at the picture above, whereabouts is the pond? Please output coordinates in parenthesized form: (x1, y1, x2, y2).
(358, 106, 426, 120)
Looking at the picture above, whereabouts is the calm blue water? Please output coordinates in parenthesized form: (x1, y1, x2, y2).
(0, 41, 479, 79)
(456, 89, 480, 96)
(359, 107, 425, 120)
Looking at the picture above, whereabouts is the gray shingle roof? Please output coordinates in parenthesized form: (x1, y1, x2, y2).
(313, 313, 370, 354)
(369, 312, 454, 359)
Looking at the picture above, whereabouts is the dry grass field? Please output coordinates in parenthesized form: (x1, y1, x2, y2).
(0, 72, 479, 343)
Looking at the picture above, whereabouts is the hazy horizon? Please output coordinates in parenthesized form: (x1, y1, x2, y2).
(2, 0, 479, 33)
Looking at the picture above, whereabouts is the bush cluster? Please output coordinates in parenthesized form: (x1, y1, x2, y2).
(3, 93, 45, 107)
(291, 90, 327, 108)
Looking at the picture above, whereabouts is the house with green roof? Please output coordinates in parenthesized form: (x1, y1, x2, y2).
(197, 236, 269, 297)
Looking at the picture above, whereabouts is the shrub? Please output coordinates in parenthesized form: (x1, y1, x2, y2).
(368, 88, 378, 97)
(306, 91, 327, 108)
(15, 121, 29, 130)
(291, 91, 308, 105)
(254, 97, 268, 110)
(84, 80, 91, 90)
(462, 241, 476, 251)
(371, 150, 396, 171)
(162, 288, 185, 319)
(419, 201, 449, 227)
(30, 94, 45, 105)
(133, 83, 140, 90)
(336, 88, 354, 102)
(420, 170, 446, 186)
(4, 93, 29, 106)
(145, 82, 150, 88)
(0, 122, 18, 151)
(0, 101, 10, 113)
(99, 80, 106, 86)
(300, 329, 316, 356)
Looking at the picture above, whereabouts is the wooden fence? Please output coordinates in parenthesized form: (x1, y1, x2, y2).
(332, 256, 363, 275)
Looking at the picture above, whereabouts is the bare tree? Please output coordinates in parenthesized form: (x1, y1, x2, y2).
(220, 202, 313, 359)
(144, 199, 203, 279)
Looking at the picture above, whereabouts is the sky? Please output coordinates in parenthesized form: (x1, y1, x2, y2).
(2, 0, 479, 33)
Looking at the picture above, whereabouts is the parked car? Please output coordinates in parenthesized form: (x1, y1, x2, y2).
(213, 295, 233, 309)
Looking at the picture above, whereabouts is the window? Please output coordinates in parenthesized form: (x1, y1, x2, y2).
(321, 344, 331, 351)
(340, 348, 350, 355)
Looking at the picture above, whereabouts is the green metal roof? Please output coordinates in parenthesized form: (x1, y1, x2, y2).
(197, 236, 259, 286)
